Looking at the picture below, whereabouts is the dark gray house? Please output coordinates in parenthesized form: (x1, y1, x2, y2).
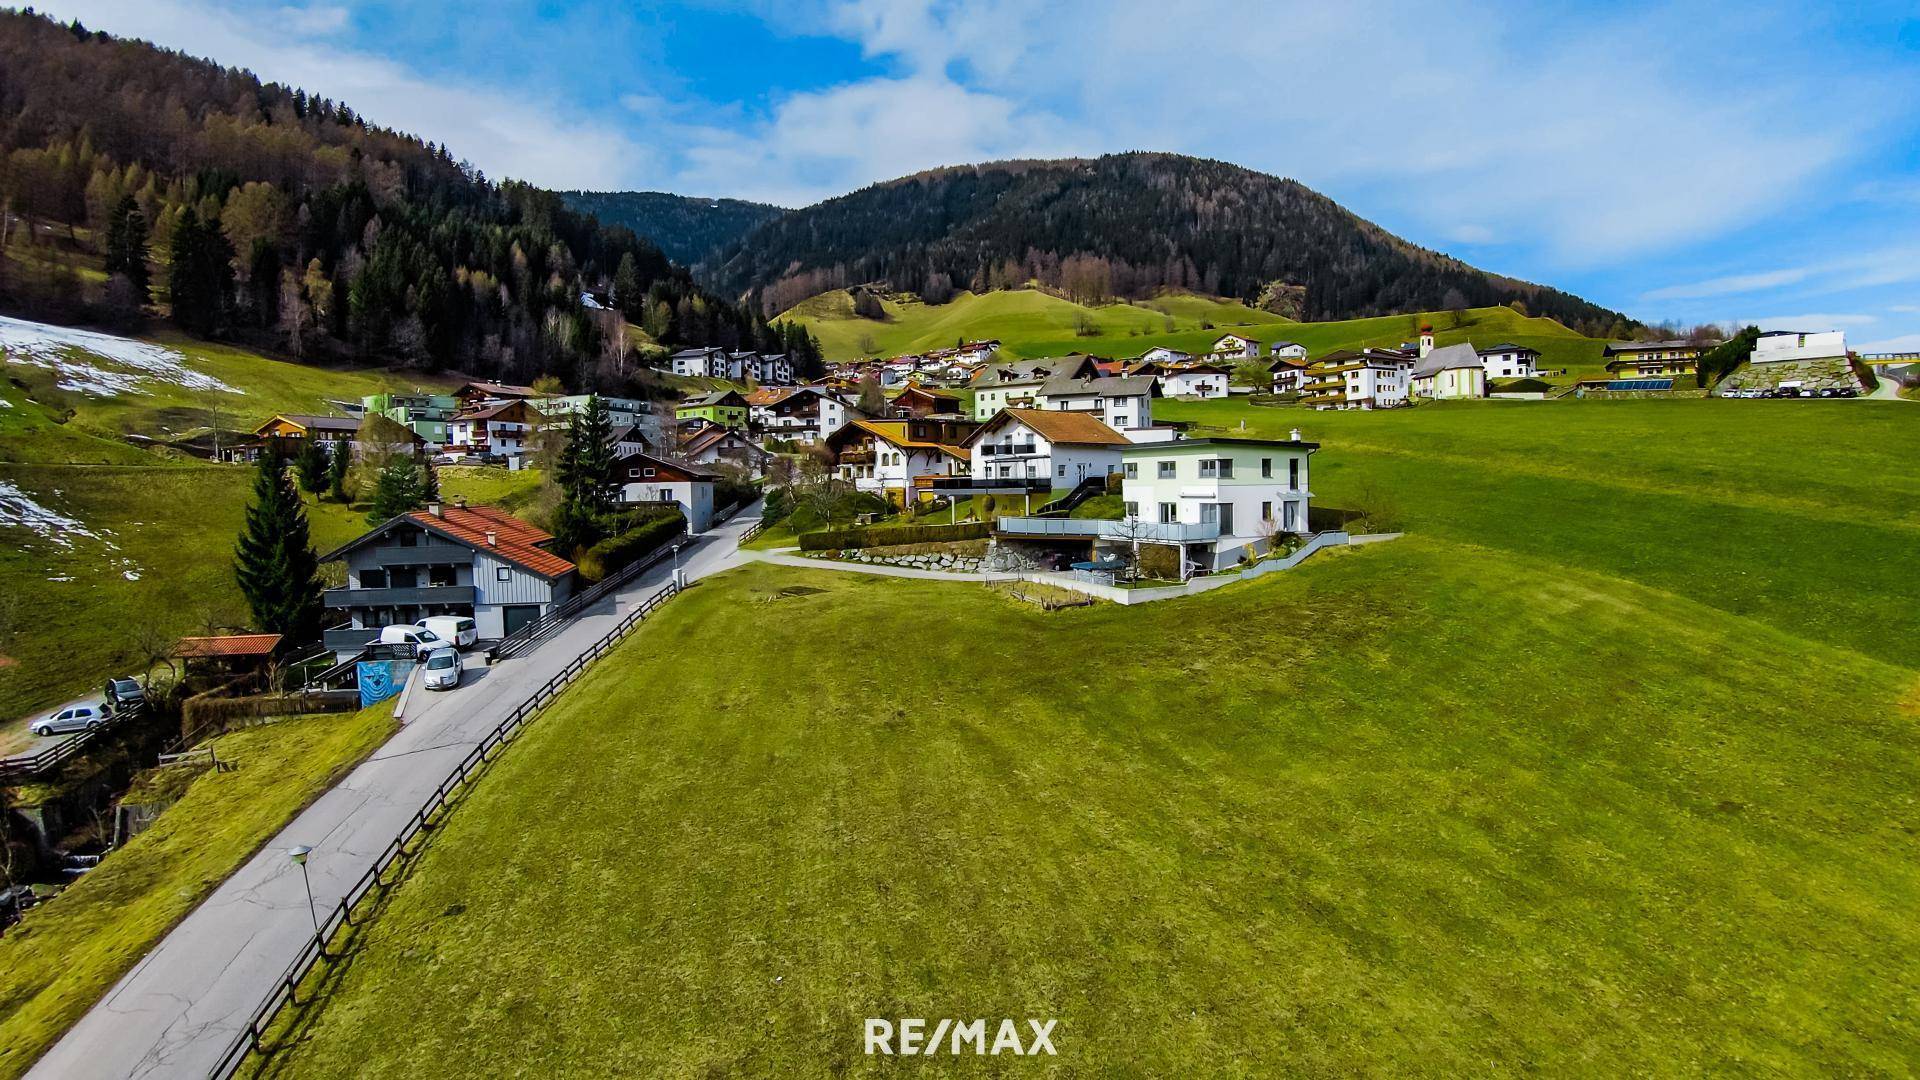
(319, 499, 577, 657)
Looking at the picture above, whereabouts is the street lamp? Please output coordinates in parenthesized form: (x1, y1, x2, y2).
(287, 844, 320, 938)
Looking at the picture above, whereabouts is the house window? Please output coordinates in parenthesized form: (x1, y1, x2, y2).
(1289, 458, 1301, 489)
(1199, 458, 1233, 479)
(1261, 458, 1272, 478)
(1262, 501, 1272, 522)
(428, 564, 457, 587)
(1124, 463, 1138, 479)
(360, 568, 388, 589)
(1157, 460, 1176, 479)
(496, 566, 511, 582)
(628, 468, 641, 478)
(1125, 500, 1139, 518)
(397, 530, 418, 547)
(1057, 464, 1067, 477)
(644, 467, 656, 477)
(1158, 502, 1177, 524)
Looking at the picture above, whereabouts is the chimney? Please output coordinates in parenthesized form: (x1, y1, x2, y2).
(484, 529, 497, 547)
(453, 495, 467, 509)
(426, 500, 442, 517)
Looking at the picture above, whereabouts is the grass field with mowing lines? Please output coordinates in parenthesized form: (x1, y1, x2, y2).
(0, 703, 398, 1080)
(266, 551, 1919, 1076)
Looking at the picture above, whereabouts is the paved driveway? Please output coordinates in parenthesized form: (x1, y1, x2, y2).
(28, 510, 759, 1080)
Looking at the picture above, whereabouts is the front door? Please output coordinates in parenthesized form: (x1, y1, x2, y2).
(501, 605, 542, 636)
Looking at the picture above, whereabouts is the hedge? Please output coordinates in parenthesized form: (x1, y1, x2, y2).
(578, 513, 686, 582)
(798, 521, 991, 551)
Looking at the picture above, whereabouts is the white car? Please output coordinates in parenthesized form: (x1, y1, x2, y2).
(416, 615, 478, 650)
(421, 648, 461, 691)
(31, 703, 108, 736)
(376, 624, 444, 660)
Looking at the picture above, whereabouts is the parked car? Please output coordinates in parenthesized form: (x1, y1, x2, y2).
(102, 677, 144, 714)
(376, 624, 445, 660)
(1836, 386, 1859, 397)
(421, 647, 461, 691)
(416, 615, 478, 650)
(30, 703, 108, 736)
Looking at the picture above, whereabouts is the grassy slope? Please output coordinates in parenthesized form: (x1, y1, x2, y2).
(0, 703, 399, 1080)
(784, 288, 1607, 378)
(1157, 397, 1919, 667)
(269, 553, 1920, 1076)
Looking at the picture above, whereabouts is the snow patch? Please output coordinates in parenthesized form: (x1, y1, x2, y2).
(0, 315, 240, 397)
(123, 570, 142, 581)
(0, 480, 101, 548)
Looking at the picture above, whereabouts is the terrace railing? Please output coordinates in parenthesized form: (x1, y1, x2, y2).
(206, 578, 684, 1080)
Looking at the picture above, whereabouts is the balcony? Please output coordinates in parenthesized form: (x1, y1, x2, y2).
(839, 449, 875, 465)
(362, 541, 475, 566)
(995, 517, 1220, 542)
(323, 626, 380, 652)
(324, 584, 477, 608)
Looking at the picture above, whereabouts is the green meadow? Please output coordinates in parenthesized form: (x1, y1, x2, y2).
(262, 394, 1918, 1075)
(783, 287, 1610, 378)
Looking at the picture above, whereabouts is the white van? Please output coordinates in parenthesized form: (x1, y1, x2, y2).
(416, 615, 478, 650)
(376, 624, 444, 660)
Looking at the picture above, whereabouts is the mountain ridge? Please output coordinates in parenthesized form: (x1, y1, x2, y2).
(557, 190, 785, 267)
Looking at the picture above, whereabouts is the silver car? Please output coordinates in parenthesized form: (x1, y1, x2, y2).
(31, 703, 109, 736)
(421, 648, 461, 692)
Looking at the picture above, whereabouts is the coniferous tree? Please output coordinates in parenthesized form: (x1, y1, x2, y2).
(168, 207, 234, 335)
(327, 440, 350, 501)
(420, 458, 440, 503)
(366, 459, 425, 524)
(233, 451, 324, 643)
(294, 438, 330, 494)
(103, 195, 150, 299)
(551, 396, 617, 551)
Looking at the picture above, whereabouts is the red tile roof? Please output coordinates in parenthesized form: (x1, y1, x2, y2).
(407, 505, 575, 579)
(176, 633, 283, 658)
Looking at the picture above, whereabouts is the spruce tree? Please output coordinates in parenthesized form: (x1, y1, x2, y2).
(233, 451, 324, 643)
(327, 441, 350, 501)
(420, 458, 440, 503)
(104, 195, 150, 300)
(294, 438, 330, 495)
(366, 459, 424, 524)
(168, 208, 233, 335)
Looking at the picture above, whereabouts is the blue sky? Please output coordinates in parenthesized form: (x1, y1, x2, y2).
(37, 0, 1920, 345)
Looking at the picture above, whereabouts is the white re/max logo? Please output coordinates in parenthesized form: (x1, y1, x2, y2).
(865, 1018, 1057, 1056)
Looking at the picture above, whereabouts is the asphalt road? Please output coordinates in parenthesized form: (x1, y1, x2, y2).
(28, 510, 760, 1080)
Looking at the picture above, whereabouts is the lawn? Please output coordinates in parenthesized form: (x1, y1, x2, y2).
(266, 551, 1919, 1075)
(783, 287, 1610, 378)
(0, 702, 398, 1080)
(1158, 396, 1920, 666)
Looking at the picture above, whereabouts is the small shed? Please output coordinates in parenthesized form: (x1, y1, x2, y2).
(174, 634, 284, 678)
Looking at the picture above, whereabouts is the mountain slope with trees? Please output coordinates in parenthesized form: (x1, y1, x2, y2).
(557, 190, 786, 268)
(713, 153, 1639, 337)
(0, 10, 823, 391)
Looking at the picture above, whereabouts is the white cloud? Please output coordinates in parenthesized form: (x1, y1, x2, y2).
(1752, 313, 1878, 329)
(35, 0, 652, 189)
(1856, 333, 1920, 352)
(1642, 268, 1816, 302)
(1890, 304, 1920, 313)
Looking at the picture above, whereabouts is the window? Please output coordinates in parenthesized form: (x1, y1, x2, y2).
(496, 566, 511, 582)
(360, 568, 388, 589)
(1199, 458, 1232, 479)
(628, 467, 641, 478)
(1125, 500, 1139, 518)
(387, 567, 418, 588)
(1262, 501, 1272, 522)
(1158, 502, 1177, 524)
(1289, 458, 1301, 489)
(1157, 460, 1176, 479)
(1123, 463, 1138, 479)
(428, 565, 457, 587)
(1057, 464, 1067, 477)
(1261, 458, 1272, 478)
(397, 529, 418, 547)
(643, 467, 656, 477)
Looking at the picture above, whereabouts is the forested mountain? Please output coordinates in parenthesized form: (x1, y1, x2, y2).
(0, 11, 823, 391)
(714, 154, 1638, 335)
(558, 190, 785, 268)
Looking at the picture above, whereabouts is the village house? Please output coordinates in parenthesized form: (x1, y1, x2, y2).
(1208, 333, 1260, 361)
(749, 385, 862, 445)
(1268, 356, 1310, 395)
(1138, 346, 1191, 365)
(1268, 340, 1308, 362)
(1035, 375, 1159, 431)
(447, 399, 539, 458)
(1752, 329, 1848, 364)
(666, 348, 795, 384)
(676, 389, 749, 430)
(889, 384, 964, 418)
(1479, 343, 1542, 379)
(964, 408, 1129, 488)
(251, 413, 365, 455)
(678, 421, 771, 473)
(995, 432, 1317, 577)
(617, 450, 718, 532)
(362, 392, 458, 446)
(1409, 342, 1488, 400)
(970, 356, 1101, 420)
(1301, 348, 1413, 410)
(541, 394, 647, 428)
(319, 500, 576, 657)
(1130, 361, 1230, 398)
(453, 381, 541, 410)
(607, 424, 653, 458)
(826, 417, 976, 505)
(1602, 339, 1705, 379)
